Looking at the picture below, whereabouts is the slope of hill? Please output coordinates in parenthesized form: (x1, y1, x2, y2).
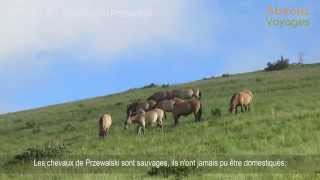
(0, 64, 320, 179)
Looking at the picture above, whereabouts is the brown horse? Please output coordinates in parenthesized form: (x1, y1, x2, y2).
(99, 114, 112, 137)
(229, 89, 253, 114)
(172, 98, 202, 125)
(171, 88, 202, 100)
(155, 98, 185, 118)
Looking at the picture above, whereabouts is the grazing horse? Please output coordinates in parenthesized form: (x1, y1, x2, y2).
(171, 88, 202, 100)
(99, 114, 112, 137)
(145, 108, 165, 131)
(124, 108, 165, 135)
(172, 98, 202, 125)
(126, 100, 157, 118)
(229, 89, 253, 114)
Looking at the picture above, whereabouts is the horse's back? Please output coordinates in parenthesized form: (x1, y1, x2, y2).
(172, 89, 193, 99)
(242, 89, 253, 98)
(239, 92, 252, 105)
(148, 91, 169, 102)
(100, 114, 112, 129)
(145, 110, 158, 124)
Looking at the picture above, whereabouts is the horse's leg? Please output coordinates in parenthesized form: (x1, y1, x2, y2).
(158, 119, 163, 132)
(137, 126, 140, 135)
(160, 123, 164, 134)
(142, 126, 145, 135)
(194, 112, 197, 122)
(174, 115, 179, 126)
(196, 110, 201, 121)
(235, 106, 238, 114)
(247, 104, 251, 112)
(240, 105, 244, 113)
(101, 130, 106, 138)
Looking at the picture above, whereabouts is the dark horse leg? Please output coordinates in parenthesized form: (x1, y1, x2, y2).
(244, 104, 249, 112)
(240, 105, 244, 113)
(137, 126, 141, 135)
(99, 130, 105, 138)
(197, 104, 202, 121)
(174, 115, 180, 126)
(194, 112, 197, 122)
(142, 126, 145, 135)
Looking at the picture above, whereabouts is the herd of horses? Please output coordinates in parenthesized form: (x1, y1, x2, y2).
(99, 88, 253, 137)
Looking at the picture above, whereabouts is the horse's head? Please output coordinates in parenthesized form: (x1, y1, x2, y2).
(229, 105, 236, 113)
(229, 94, 238, 113)
(192, 88, 201, 99)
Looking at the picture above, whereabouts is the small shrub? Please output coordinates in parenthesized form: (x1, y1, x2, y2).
(148, 166, 196, 178)
(25, 121, 36, 129)
(142, 83, 159, 89)
(161, 84, 170, 88)
(87, 109, 92, 114)
(78, 103, 84, 108)
(256, 78, 263, 82)
(202, 76, 215, 80)
(221, 73, 231, 78)
(14, 118, 23, 123)
(211, 108, 222, 117)
(115, 102, 123, 106)
(32, 125, 42, 134)
(13, 142, 67, 162)
(64, 124, 76, 131)
(265, 56, 289, 71)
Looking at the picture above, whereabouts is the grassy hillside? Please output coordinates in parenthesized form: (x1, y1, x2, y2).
(1, 64, 320, 179)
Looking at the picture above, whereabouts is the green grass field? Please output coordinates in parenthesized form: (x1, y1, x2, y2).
(1, 64, 320, 179)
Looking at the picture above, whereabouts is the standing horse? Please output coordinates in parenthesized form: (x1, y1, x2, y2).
(229, 89, 253, 114)
(172, 98, 202, 125)
(155, 98, 185, 119)
(99, 114, 112, 138)
(124, 108, 165, 135)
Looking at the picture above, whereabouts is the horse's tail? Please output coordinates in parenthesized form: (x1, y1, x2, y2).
(164, 112, 167, 120)
(197, 102, 202, 121)
(199, 90, 202, 99)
